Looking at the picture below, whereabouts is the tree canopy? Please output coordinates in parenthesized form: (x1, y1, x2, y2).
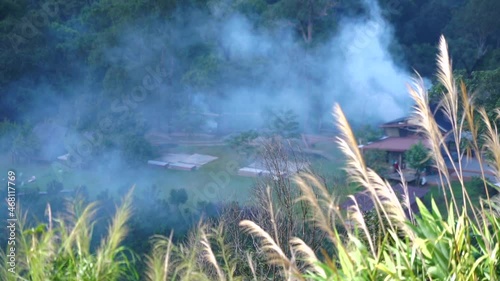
(0, 0, 499, 161)
(405, 141, 431, 179)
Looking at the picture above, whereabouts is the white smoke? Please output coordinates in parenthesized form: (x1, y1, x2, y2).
(325, 0, 412, 123)
(205, 0, 412, 128)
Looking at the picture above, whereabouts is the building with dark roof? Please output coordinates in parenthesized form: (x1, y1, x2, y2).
(358, 103, 453, 174)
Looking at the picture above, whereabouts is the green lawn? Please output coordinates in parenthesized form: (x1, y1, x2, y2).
(311, 141, 343, 157)
(0, 147, 256, 206)
(421, 180, 491, 216)
(0, 143, 355, 207)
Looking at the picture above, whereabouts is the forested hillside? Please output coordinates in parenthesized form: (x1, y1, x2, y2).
(1, 0, 500, 280)
(1, 0, 499, 127)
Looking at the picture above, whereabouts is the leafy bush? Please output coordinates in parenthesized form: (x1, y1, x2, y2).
(355, 124, 383, 144)
(169, 188, 188, 206)
(226, 130, 258, 155)
(0, 119, 18, 152)
(363, 149, 388, 175)
(405, 142, 431, 172)
(267, 109, 300, 138)
(470, 176, 499, 197)
(121, 134, 156, 166)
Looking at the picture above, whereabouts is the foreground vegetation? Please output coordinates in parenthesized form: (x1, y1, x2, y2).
(2, 37, 500, 280)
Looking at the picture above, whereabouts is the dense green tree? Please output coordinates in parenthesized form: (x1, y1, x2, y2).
(227, 130, 259, 156)
(263, 0, 337, 45)
(468, 68, 500, 120)
(8, 123, 40, 163)
(405, 141, 431, 182)
(355, 124, 383, 144)
(121, 134, 156, 167)
(267, 109, 300, 138)
(169, 188, 188, 206)
(0, 119, 18, 152)
(364, 149, 388, 175)
(429, 67, 500, 125)
(445, 0, 500, 73)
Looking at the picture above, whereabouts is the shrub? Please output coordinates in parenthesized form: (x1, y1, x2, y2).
(169, 188, 188, 206)
(46, 180, 63, 194)
(364, 149, 388, 175)
(121, 134, 156, 166)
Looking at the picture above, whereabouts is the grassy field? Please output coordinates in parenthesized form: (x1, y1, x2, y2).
(0, 142, 353, 207)
(421, 179, 493, 216)
(0, 148, 255, 206)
